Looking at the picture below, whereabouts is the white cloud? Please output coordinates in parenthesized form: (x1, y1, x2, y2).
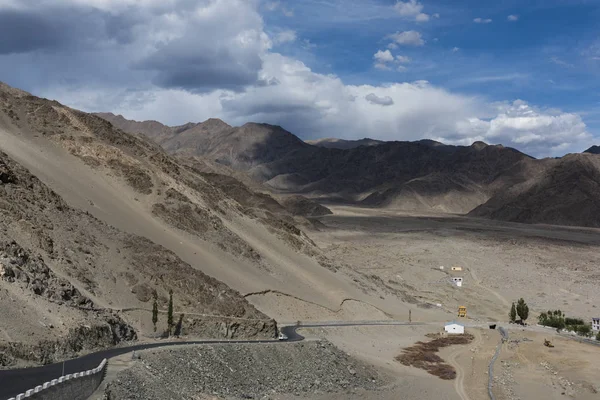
(387, 30, 425, 47)
(374, 49, 395, 63)
(452, 47, 460, 52)
(507, 14, 519, 21)
(415, 13, 429, 22)
(10, 0, 591, 158)
(273, 30, 296, 45)
(365, 93, 394, 106)
(474, 18, 493, 24)
(373, 50, 411, 70)
(394, 0, 432, 22)
(387, 43, 398, 49)
(439, 101, 592, 156)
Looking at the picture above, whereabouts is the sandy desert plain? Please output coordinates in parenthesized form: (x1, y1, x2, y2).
(262, 205, 600, 400)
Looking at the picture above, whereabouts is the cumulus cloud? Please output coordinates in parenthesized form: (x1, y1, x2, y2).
(373, 50, 410, 70)
(394, 0, 432, 22)
(507, 15, 519, 21)
(387, 30, 425, 47)
(2, 0, 592, 158)
(474, 18, 493, 24)
(437, 100, 592, 156)
(365, 93, 394, 106)
(374, 49, 394, 63)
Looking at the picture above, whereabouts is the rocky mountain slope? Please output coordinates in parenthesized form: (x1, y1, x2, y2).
(0, 146, 275, 366)
(584, 145, 600, 154)
(98, 113, 600, 228)
(98, 112, 537, 214)
(306, 137, 385, 150)
(1, 82, 409, 352)
(469, 154, 600, 227)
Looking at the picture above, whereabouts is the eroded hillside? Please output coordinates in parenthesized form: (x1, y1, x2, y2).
(0, 82, 412, 334)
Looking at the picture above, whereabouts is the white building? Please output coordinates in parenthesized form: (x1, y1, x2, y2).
(444, 322, 465, 334)
(593, 318, 600, 332)
(451, 277, 463, 287)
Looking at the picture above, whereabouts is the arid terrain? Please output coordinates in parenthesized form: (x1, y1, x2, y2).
(0, 82, 599, 400)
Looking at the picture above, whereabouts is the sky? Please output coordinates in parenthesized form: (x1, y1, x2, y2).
(0, 0, 599, 157)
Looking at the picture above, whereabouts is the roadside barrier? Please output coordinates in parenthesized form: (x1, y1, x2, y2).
(6, 358, 107, 400)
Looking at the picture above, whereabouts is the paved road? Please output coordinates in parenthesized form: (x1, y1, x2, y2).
(0, 321, 420, 399)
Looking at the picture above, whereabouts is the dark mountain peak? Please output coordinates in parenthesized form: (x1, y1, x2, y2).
(471, 141, 489, 150)
(584, 145, 600, 154)
(306, 137, 385, 150)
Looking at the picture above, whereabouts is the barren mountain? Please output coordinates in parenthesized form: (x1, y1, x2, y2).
(469, 153, 600, 227)
(94, 112, 175, 144)
(584, 145, 600, 154)
(96, 112, 600, 228)
(97, 113, 535, 214)
(1, 83, 416, 358)
(306, 138, 385, 150)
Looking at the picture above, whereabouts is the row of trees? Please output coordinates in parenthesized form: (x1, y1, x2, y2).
(538, 309, 596, 338)
(152, 289, 183, 337)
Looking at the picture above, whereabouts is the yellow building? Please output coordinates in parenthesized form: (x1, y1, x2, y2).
(458, 306, 467, 317)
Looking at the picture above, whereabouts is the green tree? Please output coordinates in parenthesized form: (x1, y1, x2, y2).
(167, 289, 174, 336)
(152, 291, 159, 333)
(516, 298, 529, 324)
(596, 330, 600, 341)
(576, 324, 592, 337)
(509, 303, 517, 323)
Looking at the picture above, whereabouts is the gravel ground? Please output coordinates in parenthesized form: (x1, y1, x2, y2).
(103, 341, 388, 399)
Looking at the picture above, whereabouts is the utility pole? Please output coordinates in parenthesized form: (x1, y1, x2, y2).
(409, 309, 412, 323)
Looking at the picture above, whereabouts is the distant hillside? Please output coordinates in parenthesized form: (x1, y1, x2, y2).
(584, 145, 600, 154)
(96, 113, 600, 228)
(306, 138, 385, 150)
(469, 154, 600, 227)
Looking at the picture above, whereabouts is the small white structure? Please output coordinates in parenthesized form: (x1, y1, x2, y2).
(451, 277, 463, 287)
(444, 322, 465, 334)
(439, 266, 445, 270)
(451, 266, 463, 271)
(593, 318, 600, 332)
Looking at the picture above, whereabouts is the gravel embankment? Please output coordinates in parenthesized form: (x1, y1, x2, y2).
(104, 341, 386, 399)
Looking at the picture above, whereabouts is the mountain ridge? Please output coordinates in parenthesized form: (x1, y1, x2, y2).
(96, 112, 600, 228)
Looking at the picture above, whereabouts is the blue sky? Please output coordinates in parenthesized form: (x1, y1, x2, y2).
(266, 0, 600, 121)
(0, 0, 598, 157)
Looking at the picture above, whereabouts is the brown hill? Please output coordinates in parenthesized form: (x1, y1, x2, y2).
(1, 82, 390, 366)
(1, 82, 405, 362)
(469, 154, 600, 227)
(95, 112, 600, 228)
(306, 138, 385, 150)
(96, 112, 535, 213)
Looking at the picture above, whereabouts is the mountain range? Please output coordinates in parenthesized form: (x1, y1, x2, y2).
(97, 112, 600, 228)
(1, 82, 392, 366)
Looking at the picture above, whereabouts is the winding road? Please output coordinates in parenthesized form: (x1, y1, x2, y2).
(0, 321, 422, 400)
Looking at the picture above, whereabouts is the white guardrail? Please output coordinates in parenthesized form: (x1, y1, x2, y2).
(7, 358, 107, 400)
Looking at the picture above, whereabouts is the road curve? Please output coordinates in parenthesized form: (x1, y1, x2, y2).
(0, 321, 420, 399)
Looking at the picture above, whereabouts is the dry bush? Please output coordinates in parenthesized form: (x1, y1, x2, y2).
(396, 334, 474, 380)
